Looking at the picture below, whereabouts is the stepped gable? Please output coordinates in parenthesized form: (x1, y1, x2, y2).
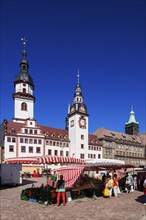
(93, 128, 142, 144)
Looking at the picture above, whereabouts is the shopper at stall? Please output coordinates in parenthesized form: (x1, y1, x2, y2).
(143, 176, 146, 206)
(105, 175, 113, 198)
(113, 174, 119, 197)
(133, 175, 137, 190)
(56, 175, 66, 206)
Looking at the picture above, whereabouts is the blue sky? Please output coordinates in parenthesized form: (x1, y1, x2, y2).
(0, 0, 145, 134)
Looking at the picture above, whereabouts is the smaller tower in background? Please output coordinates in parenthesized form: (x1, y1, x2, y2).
(13, 38, 35, 123)
(125, 106, 139, 135)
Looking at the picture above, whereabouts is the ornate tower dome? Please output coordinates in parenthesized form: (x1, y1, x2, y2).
(13, 38, 35, 123)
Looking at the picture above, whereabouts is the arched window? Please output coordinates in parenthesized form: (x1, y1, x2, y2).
(21, 102, 27, 111)
(23, 88, 26, 93)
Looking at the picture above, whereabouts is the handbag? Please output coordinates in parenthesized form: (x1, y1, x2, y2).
(103, 188, 109, 197)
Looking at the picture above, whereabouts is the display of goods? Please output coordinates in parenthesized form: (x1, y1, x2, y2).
(20, 186, 57, 204)
(71, 188, 94, 200)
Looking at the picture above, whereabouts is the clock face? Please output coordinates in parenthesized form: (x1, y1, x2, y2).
(80, 119, 85, 126)
(22, 73, 27, 80)
(79, 117, 86, 128)
(71, 107, 75, 113)
(80, 106, 85, 113)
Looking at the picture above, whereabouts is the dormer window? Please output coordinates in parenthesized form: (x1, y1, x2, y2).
(11, 128, 15, 134)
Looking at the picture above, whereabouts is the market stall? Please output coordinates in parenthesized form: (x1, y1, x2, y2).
(6, 157, 138, 204)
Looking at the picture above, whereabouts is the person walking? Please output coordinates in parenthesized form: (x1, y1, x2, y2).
(113, 174, 119, 197)
(143, 176, 146, 206)
(133, 175, 137, 190)
(105, 174, 113, 198)
(56, 175, 66, 206)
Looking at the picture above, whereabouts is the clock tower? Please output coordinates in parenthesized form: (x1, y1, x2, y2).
(13, 38, 35, 123)
(67, 72, 89, 159)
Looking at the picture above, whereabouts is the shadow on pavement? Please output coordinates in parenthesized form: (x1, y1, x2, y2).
(0, 179, 38, 190)
(135, 194, 145, 204)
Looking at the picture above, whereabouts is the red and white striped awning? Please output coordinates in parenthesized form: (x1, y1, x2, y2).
(37, 156, 85, 165)
(5, 157, 39, 164)
(53, 166, 85, 188)
(5, 156, 85, 165)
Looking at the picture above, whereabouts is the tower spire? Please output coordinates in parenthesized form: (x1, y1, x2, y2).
(77, 69, 80, 84)
(21, 37, 27, 59)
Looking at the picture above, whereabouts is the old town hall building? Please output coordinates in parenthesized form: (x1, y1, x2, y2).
(0, 42, 146, 169)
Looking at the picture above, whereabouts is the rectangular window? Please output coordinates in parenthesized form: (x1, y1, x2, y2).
(20, 138, 23, 143)
(50, 141, 52, 146)
(29, 146, 33, 153)
(53, 141, 55, 146)
(81, 144, 84, 149)
(12, 137, 15, 143)
(25, 129, 28, 134)
(36, 147, 41, 153)
(29, 139, 33, 144)
(80, 154, 84, 159)
(7, 137, 11, 142)
(9, 145, 14, 152)
(46, 140, 49, 145)
(48, 149, 52, 155)
(38, 139, 42, 145)
(81, 135, 84, 140)
(60, 150, 63, 156)
(54, 150, 58, 156)
(88, 154, 91, 158)
(29, 129, 33, 134)
(34, 130, 37, 134)
(98, 154, 101, 159)
(25, 138, 28, 144)
(21, 146, 26, 152)
(66, 151, 69, 157)
(34, 139, 37, 144)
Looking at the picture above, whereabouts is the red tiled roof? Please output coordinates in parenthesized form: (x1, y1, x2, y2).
(88, 134, 101, 146)
(93, 128, 142, 144)
(4, 121, 103, 143)
(139, 133, 146, 146)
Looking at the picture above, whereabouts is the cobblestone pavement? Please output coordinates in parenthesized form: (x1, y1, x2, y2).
(0, 177, 146, 220)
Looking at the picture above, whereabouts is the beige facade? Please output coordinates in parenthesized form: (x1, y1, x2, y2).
(93, 128, 146, 167)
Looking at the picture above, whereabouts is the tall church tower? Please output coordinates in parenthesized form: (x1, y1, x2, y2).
(13, 38, 35, 123)
(125, 107, 139, 135)
(67, 71, 89, 159)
